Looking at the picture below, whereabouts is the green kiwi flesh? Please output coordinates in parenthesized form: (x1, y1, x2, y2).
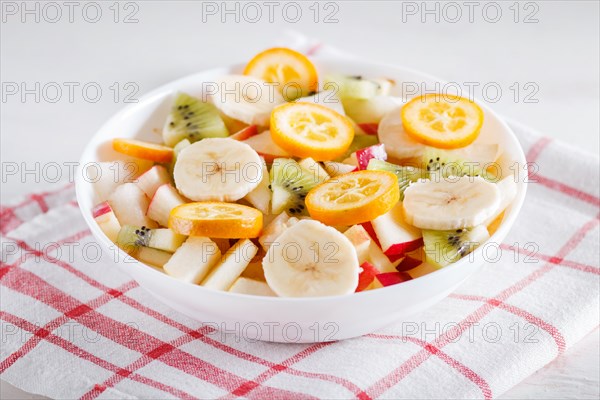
(269, 158, 320, 215)
(163, 93, 228, 147)
(423, 225, 490, 268)
(366, 159, 427, 200)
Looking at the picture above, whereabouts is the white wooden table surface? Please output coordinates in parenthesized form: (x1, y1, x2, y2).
(1, 1, 598, 398)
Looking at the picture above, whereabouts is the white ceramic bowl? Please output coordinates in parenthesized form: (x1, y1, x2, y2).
(76, 58, 527, 343)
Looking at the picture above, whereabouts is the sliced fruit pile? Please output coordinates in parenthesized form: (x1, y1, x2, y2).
(92, 47, 517, 298)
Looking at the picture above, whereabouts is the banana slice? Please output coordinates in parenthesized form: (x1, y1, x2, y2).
(378, 104, 426, 160)
(173, 138, 262, 201)
(210, 75, 284, 127)
(403, 176, 501, 230)
(263, 219, 359, 297)
(483, 176, 517, 225)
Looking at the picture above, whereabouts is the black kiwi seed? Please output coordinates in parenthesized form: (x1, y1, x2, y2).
(169, 122, 175, 127)
(268, 184, 272, 189)
(289, 208, 296, 214)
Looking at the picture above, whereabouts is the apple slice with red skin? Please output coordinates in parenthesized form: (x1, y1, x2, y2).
(323, 161, 357, 177)
(147, 184, 186, 227)
(136, 165, 171, 198)
(376, 271, 412, 287)
(371, 202, 423, 261)
(344, 224, 373, 264)
(92, 201, 121, 242)
(356, 261, 380, 292)
(108, 183, 157, 228)
(358, 123, 379, 135)
(355, 143, 387, 170)
(230, 125, 258, 141)
(361, 221, 381, 247)
(361, 221, 402, 262)
(92, 201, 112, 219)
(396, 255, 422, 272)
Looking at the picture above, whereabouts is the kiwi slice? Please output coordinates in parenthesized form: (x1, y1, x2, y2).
(367, 159, 427, 200)
(116, 225, 151, 253)
(343, 96, 397, 124)
(117, 225, 185, 253)
(336, 134, 379, 162)
(162, 93, 228, 147)
(423, 225, 490, 268)
(269, 158, 320, 215)
(324, 75, 388, 100)
(422, 147, 496, 180)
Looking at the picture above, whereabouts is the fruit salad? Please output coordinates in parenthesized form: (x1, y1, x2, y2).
(91, 47, 517, 297)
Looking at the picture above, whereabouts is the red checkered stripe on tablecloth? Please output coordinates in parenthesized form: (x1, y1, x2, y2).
(0, 311, 200, 400)
(0, 183, 75, 235)
(0, 277, 201, 399)
(524, 138, 600, 208)
(366, 334, 493, 399)
(499, 243, 599, 275)
(1, 233, 370, 399)
(2, 235, 209, 399)
(447, 293, 566, 352)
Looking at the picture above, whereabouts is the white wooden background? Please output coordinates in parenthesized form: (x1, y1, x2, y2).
(1, 1, 598, 398)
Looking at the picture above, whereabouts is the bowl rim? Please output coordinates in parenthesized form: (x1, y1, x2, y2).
(75, 56, 528, 303)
